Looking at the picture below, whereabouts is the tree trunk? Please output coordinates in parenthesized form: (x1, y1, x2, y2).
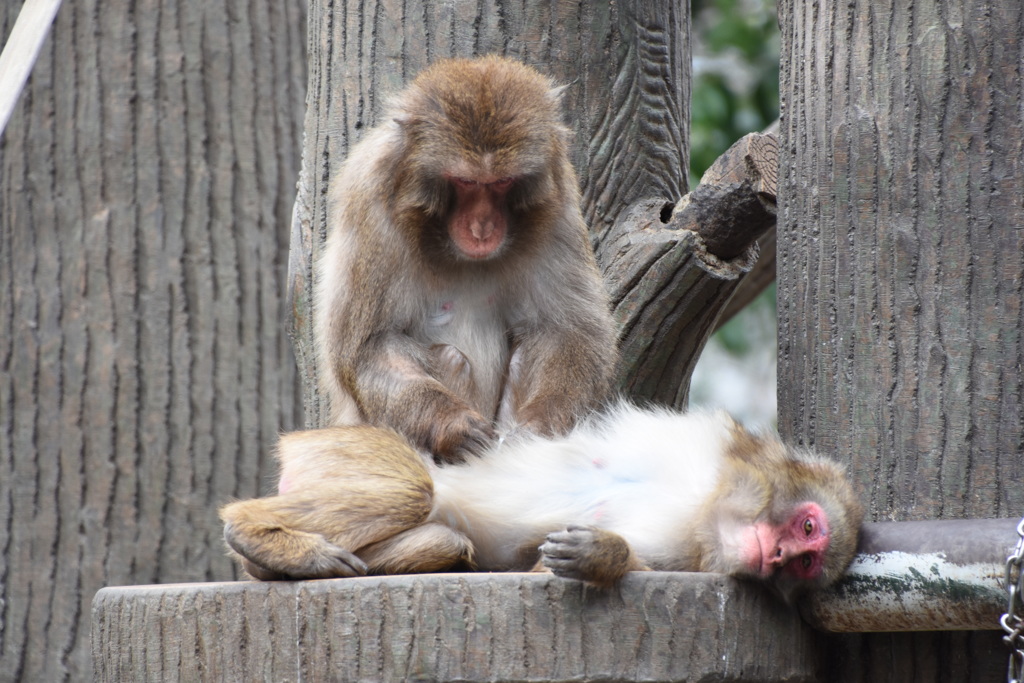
(0, 1, 306, 679)
(777, 0, 1024, 679)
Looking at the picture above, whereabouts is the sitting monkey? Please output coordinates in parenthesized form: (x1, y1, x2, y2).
(314, 55, 618, 463)
(221, 403, 863, 601)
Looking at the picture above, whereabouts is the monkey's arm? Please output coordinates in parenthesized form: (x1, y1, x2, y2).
(538, 525, 650, 588)
(349, 333, 495, 460)
(319, 261, 494, 460)
(502, 316, 618, 436)
(316, 169, 496, 460)
(498, 228, 619, 436)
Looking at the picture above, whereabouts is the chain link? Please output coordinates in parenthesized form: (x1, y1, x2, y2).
(1003, 516, 1024, 683)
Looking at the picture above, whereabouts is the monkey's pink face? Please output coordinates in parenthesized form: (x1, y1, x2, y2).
(445, 174, 515, 260)
(744, 501, 830, 581)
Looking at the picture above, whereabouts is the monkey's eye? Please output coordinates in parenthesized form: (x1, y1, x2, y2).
(803, 519, 814, 536)
(801, 554, 813, 570)
(451, 177, 479, 188)
(490, 177, 515, 190)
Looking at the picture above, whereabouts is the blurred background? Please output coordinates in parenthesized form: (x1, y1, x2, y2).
(687, 0, 779, 429)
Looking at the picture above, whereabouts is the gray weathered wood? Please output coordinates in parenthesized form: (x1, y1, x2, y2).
(0, 1, 306, 679)
(719, 227, 775, 328)
(776, 0, 1024, 679)
(91, 573, 820, 683)
(804, 518, 1018, 632)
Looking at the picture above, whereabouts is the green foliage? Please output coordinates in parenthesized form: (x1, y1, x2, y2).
(687, 0, 780, 426)
(716, 283, 776, 356)
(690, 0, 780, 183)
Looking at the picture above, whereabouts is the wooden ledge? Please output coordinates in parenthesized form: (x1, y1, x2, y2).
(92, 571, 819, 682)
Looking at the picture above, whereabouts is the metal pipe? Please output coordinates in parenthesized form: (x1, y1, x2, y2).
(802, 517, 1020, 632)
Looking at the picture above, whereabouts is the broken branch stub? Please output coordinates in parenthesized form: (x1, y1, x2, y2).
(598, 132, 779, 406)
(675, 131, 778, 261)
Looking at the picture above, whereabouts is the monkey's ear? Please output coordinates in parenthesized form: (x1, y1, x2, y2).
(392, 113, 429, 134)
(393, 115, 412, 127)
(548, 83, 571, 103)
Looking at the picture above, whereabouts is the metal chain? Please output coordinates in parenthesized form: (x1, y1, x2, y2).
(1003, 516, 1024, 683)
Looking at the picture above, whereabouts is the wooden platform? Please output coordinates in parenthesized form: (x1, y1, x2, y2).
(91, 571, 819, 682)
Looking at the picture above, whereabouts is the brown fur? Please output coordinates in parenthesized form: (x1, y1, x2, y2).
(221, 428, 473, 578)
(314, 56, 618, 462)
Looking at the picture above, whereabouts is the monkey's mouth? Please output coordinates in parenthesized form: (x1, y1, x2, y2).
(735, 523, 770, 578)
(457, 227, 506, 260)
(751, 525, 776, 577)
(461, 239, 503, 260)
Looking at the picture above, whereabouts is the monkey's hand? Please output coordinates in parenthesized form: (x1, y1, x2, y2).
(539, 525, 647, 588)
(427, 404, 495, 463)
(223, 522, 369, 581)
(516, 394, 581, 438)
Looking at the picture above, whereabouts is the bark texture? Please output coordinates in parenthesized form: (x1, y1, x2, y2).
(777, 0, 1024, 679)
(600, 132, 778, 405)
(0, 1, 306, 679)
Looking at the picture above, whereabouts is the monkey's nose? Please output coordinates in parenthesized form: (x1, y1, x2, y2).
(470, 219, 496, 241)
(768, 546, 790, 567)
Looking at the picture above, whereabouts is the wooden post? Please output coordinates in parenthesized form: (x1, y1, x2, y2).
(777, 0, 1024, 678)
(0, 1, 306, 678)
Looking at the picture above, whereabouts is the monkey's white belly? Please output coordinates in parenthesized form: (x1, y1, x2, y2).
(419, 286, 509, 419)
(430, 404, 729, 569)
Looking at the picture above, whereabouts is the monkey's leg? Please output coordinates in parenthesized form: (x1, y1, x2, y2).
(221, 480, 434, 580)
(221, 496, 373, 579)
(539, 525, 650, 588)
(222, 425, 443, 580)
(357, 522, 475, 574)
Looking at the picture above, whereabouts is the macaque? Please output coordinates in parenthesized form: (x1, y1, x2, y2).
(221, 404, 864, 601)
(316, 55, 618, 462)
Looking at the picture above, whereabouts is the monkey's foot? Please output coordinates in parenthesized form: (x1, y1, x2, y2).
(539, 525, 642, 588)
(223, 523, 369, 580)
(359, 522, 475, 574)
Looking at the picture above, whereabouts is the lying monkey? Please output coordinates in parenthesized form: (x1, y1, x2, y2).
(221, 403, 863, 601)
